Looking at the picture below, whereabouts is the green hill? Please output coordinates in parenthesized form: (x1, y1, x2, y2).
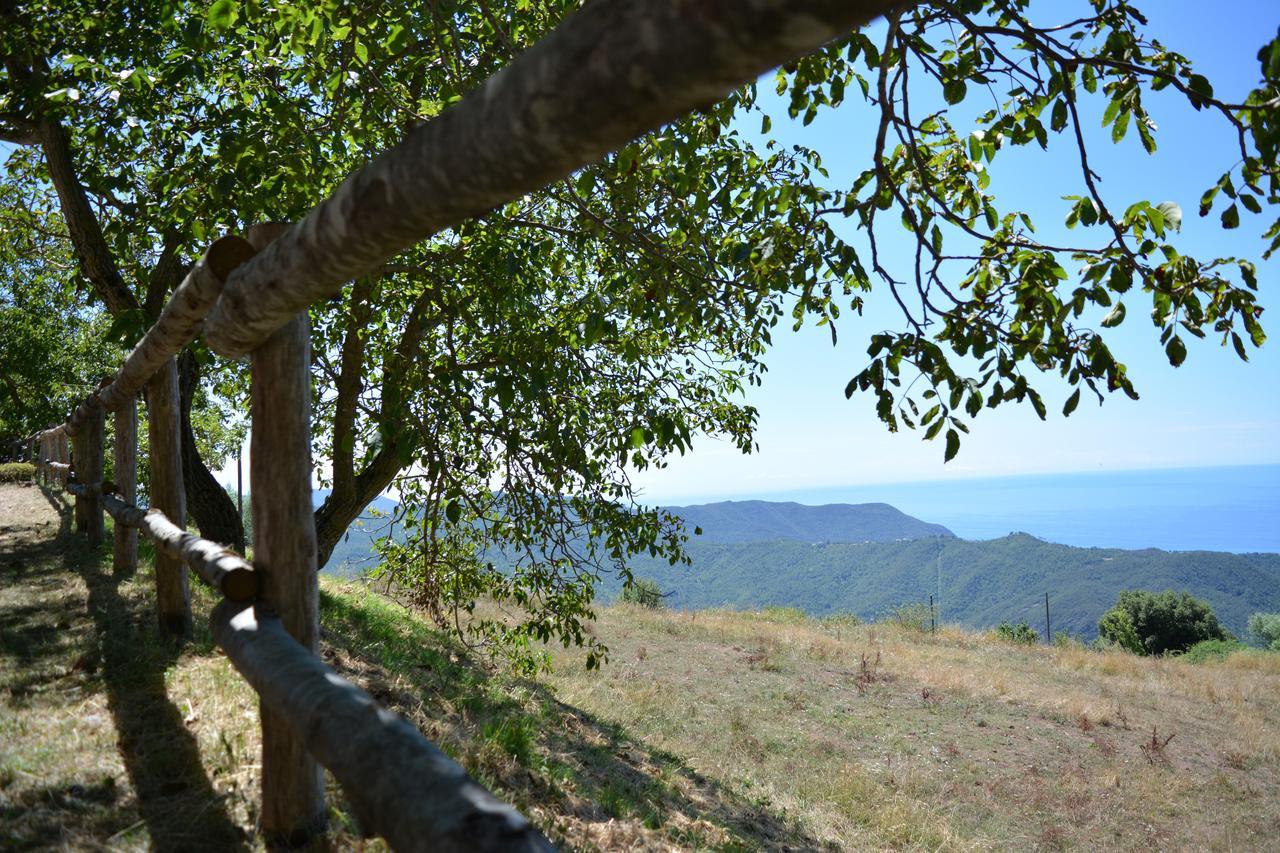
(663, 499, 955, 543)
(612, 533, 1280, 639)
(320, 495, 1280, 640)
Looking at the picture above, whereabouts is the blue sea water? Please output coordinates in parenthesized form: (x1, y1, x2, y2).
(762, 464, 1280, 553)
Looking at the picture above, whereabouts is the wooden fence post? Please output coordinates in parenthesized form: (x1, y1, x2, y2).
(148, 358, 191, 638)
(246, 223, 325, 842)
(71, 427, 87, 531)
(114, 398, 138, 573)
(58, 428, 69, 487)
(85, 402, 105, 547)
(252, 311, 326, 842)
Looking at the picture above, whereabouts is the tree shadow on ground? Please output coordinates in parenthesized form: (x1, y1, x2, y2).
(320, 588, 836, 851)
(2, 486, 249, 852)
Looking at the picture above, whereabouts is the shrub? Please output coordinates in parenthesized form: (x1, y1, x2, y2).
(1098, 590, 1230, 656)
(1097, 606, 1144, 654)
(1053, 631, 1082, 648)
(1247, 612, 1280, 651)
(887, 602, 932, 632)
(619, 578, 665, 608)
(0, 462, 35, 483)
(994, 620, 1040, 645)
(1180, 638, 1249, 663)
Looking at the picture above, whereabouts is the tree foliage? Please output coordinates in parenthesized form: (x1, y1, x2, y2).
(2, 1, 1277, 669)
(1248, 612, 1280, 651)
(618, 578, 666, 610)
(1099, 589, 1230, 655)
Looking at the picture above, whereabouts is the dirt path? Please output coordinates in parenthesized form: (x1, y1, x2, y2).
(0, 484, 253, 851)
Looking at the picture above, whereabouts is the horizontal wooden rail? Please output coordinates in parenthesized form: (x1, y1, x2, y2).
(211, 600, 554, 852)
(90, 490, 258, 601)
(96, 236, 255, 413)
(202, 0, 897, 357)
(61, 237, 256, 432)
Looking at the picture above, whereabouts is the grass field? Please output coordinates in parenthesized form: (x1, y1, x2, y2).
(2, 483, 1279, 850)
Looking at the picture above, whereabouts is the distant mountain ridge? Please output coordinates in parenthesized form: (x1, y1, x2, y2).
(318, 493, 1280, 640)
(662, 500, 955, 544)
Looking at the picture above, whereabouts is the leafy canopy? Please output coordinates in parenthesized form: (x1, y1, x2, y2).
(1099, 589, 1230, 655)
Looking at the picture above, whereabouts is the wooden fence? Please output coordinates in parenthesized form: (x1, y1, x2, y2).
(25, 0, 895, 848)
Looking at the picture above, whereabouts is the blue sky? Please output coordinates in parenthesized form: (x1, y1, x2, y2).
(631, 0, 1280, 504)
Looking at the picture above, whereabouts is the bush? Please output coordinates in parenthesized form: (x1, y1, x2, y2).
(1097, 606, 1144, 654)
(887, 602, 933, 632)
(1180, 638, 1249, 663)
(1053, 631, 1082, 648)
(0, 462, 35, 483)
(619, 578, 665, 608)
(994, 620, 1040, 645)
(1098, 590, 1230, 656)
(1248, 612, 1280, 651)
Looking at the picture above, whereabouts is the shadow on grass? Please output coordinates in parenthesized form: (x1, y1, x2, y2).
(7, 486, 249, 852)
(320, 585, 835, 851)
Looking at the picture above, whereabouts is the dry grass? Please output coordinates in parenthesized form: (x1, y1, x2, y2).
(542, 604, 1280, 850)
(3, 483, 1279, 851)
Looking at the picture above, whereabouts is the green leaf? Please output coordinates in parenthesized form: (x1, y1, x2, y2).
(630, 426, 646, 449)
(1221, 204, 1240, 229)
(1062, 388, 1081, 416)
(944, 428, 960, 462)
(1100, 302, 1126, 328)
(444, 499, 461, 524)
(943, 79, 967, 105)
(1051, 99, 1068, 132)
(207, 0, 239, 31)
(1231, 332, 1249, 361)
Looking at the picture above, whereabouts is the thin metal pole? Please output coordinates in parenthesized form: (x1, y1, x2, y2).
(1045, 592, 1051, 644)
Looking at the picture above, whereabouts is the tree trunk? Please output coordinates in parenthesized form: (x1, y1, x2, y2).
(178, 349, 245, 551)
(314, 441, 404, 569)
(147, 357, 192, 640)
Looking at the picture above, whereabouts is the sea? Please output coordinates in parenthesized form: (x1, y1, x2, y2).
(759, 464, 1280, 554)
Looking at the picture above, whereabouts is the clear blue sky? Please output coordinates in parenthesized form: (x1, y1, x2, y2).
(632, 0, 1280, 504)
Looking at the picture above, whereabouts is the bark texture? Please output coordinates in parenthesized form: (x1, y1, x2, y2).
(203, 0, 901, 356)
(113, 399, 138, 574)
(147, 358, 192, 639)
(37, 115, 141, 317)
(250, 311, 325, 842)
(101, 493, 257, 601)
(211, 601, 554, 852)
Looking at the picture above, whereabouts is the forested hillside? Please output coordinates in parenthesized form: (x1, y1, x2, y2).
(612, 534, 1280, 639)
(322, 496, 1280, 639)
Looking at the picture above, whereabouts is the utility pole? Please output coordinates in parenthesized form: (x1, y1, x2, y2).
(1045, 592, 1051, 645)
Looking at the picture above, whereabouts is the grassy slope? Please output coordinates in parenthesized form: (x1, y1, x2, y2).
(3, 484, 1280, 850)
(618, 535, 1280, 639)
